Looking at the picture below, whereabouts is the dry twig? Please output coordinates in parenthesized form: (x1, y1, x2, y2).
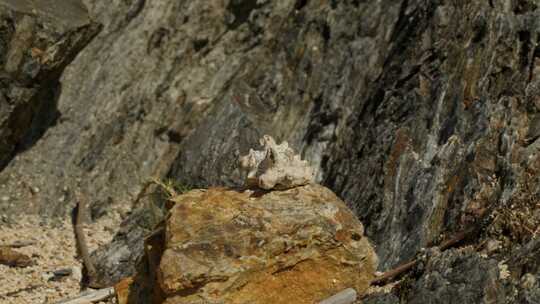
(0, 240, 36, 248)
(73, 191, 106, 289)
(371, 227, 475, 286)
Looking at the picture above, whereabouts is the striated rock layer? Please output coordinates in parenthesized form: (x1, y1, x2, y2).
(0, 0, 99, 170)
(0, 0, 538, 302)
(128, 184, 377, 304)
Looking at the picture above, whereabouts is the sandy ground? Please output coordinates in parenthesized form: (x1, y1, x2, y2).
(0, 215, 117, 304)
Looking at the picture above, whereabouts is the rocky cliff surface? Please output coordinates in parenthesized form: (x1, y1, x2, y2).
(0, 0, 538, 303)
(0, 0, 98, 170)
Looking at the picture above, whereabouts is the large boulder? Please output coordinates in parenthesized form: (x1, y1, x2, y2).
(128, 184, 377, 304)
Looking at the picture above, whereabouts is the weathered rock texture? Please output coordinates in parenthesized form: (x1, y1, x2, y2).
(239, 135, 314, 190)
(127, 184, 377, 304)
(0, 0, 99, 170)
(364, 239, 540, 304)
(0, 0, 538, 302)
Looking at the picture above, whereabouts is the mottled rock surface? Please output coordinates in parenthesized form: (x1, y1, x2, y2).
(1, 0, 90, 28)
(128, 184, 377, 304)
(0, 0, 99, 170)
(0, 0, 538, 302)
(364, 239, 540, 304)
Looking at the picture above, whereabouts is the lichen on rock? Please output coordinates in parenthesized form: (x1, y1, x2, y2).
(239, 135, 314, 190)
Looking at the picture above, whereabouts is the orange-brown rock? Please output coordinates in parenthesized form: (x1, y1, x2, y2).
(115, 277, 134, 304)
(0, 246, 32, 267)
(131, 184, 377, 304)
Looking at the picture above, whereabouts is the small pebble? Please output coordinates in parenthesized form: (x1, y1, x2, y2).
(53, 268, 73, 277)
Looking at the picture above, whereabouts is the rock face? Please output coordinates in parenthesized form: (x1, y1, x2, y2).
(130, 184, 377, 304)
(239, 135, 314, 190)
(365, 239, 540, 304)
(0, 0, 538, 302)
(0, 0, 99, 170)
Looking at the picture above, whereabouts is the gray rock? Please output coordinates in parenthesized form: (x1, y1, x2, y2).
(362, 292, 400, 304)
(0, 0, 99, 170)
(408, 249, 504, 304)
(0, 0, 538, 301)
(0, 0, 90, 29)
(365, 239, 540, 304)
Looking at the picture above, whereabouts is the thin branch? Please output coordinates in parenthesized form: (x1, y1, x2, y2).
(370, 260, 418, 286)
(74, 191, 105, 289)
(0, 240, 36, 248)
(371, 227, 475, 286)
